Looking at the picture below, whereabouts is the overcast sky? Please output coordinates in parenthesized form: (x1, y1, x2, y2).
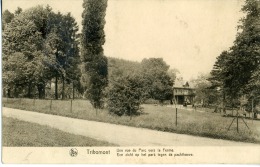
(3, 0, 245, 80)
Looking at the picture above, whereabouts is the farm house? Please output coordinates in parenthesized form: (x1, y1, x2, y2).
(173, 81, 195, 105)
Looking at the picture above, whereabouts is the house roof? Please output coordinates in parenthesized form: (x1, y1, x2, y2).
(173, 79, 195, 89)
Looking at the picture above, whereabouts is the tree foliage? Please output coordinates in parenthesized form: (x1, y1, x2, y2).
(108, 57, 141, 82)
(191, 73, 219, 106)
(2, 10, 14, 30)
(107, 75, 144, 116)
(210, 0, 260, 108)
(81, 0, 108, 108)
(2, 5, 81, 99)
(141, 58, 174, 103)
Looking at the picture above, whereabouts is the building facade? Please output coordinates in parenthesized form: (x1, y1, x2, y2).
(173, 81, 195, 105)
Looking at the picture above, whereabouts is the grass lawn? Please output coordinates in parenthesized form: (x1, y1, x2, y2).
(2, 116, 117, 146)
(3, 98, 260, 144)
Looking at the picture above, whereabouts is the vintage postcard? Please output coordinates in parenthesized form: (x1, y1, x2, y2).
(1, 0, 260, 164)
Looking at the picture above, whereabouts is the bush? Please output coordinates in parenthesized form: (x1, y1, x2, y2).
(143, 98, 171, 105)
(107, 75, 144, 116)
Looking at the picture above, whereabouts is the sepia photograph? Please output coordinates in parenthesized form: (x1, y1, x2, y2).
(1, 0, 260, 164)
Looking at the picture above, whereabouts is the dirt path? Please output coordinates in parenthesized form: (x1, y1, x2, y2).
(2, 107, 258, 146)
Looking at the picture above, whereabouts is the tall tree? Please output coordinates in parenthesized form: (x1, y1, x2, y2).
(210, 0, 260, 108)
(210, 51, 230, 110)
(191, 73, 219, 106)
(248, 65, 260, 95)
(59, 13, 82, 99)
(141, 58, 174, 103)
(2, 8, 44, 98)
(25, 7, 81, 99)
(3, 5, 81, 99)
(81, 0, 108, 108)
(167, 68, 179, 82)
(239, 0, 260, 95)
(2, 10, 14, 30)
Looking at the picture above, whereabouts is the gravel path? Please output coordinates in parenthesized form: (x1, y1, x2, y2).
(2, 107, 258, 146)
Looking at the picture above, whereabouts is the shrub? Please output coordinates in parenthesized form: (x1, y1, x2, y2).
(107, 75, 144, 116)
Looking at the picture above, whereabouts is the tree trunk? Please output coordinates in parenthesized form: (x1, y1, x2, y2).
(72, 82, 75, 100)
(62, 76, 65, 100)
(55, 75, 58, 99)
(3, 88, 6, 97)
(7, 88, 11, 98)
(222, 92, 226, 115)
(37, 83, 45, 99)
(170, 99, 173, 105)
(14, 86, 18, 98)
(28, 81, 32, 98)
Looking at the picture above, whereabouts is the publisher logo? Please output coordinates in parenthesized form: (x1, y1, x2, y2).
(69, 148, 78, 157)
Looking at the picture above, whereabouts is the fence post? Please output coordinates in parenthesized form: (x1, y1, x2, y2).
(176, 108, 178, 126)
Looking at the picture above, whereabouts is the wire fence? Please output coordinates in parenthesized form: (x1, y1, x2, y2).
(3, 97, 259, 133)
(3, 97, 81, 114)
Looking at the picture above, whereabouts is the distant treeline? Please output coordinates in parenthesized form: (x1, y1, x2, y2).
(2, 5, 176, 107)
(2, 6, 82, 100)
